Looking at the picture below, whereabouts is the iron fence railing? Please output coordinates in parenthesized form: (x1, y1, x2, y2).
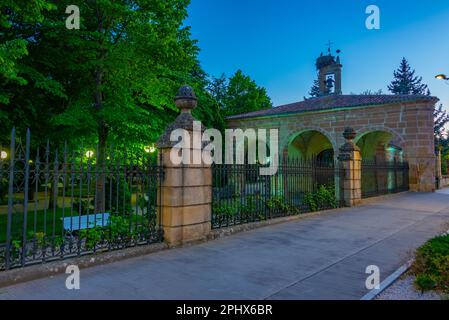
(0, 129, 163, 270)
(361, 159, 409, 198)
(212, 159, 344, 229)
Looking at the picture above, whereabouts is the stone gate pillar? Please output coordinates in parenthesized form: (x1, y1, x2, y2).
(156, 85, 212, 247)
(338, 128, 362, 206)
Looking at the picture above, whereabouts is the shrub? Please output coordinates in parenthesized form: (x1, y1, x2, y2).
(442, 160, 448, 175)
(415, 274, 436, 292)
(78, 215, 135, 250)
(79, 227, 104, 251)
(304, 185, 337, 212)
(105, 178, 132, 214)
(411, 234, 449, 294)
(213, 201, 239, 218)
(266, 196, 290, 213)
(240, 196, 258, 220)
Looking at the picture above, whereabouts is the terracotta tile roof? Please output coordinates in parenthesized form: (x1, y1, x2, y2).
(227, 94, 439, 120)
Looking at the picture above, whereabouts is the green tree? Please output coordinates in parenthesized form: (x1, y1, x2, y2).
(189, 63, 225, 132)
(208, 73, 228, 109)
(1, 0, 202, 211)
(223, 70, 272, 116)
(0, 0, 55, 103)
(0, 0, 59, 142)
(388, 57, 429, 95)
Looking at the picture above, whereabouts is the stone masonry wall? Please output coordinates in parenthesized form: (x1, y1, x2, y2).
(227, 101, 436, 192)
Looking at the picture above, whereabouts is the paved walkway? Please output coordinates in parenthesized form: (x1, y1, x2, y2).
(1, 191, 449, 300)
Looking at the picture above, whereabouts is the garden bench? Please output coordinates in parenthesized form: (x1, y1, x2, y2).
(62, 213, 110, 232)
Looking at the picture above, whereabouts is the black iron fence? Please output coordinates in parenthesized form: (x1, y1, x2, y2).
(212, 159, 344, 229)
(361, 159, 409, 198)
(0, 129, 163, 270)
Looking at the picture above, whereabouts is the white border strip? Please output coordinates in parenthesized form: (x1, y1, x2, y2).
(360, 260, 413, 300)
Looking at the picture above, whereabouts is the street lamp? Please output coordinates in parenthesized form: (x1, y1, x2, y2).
(0, 151, 7, 160)
(435, 74, 449, 81)
(85, 150, 94, 158)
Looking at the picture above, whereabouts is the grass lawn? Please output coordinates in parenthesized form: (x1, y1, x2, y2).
(0, 208, 66, 244)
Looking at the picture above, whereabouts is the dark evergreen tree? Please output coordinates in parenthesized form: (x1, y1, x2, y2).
(308, 78, 321, 98)
(388, 58, 429, 95)
(434, 104, 449, 141)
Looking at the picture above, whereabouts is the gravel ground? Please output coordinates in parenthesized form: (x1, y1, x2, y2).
(375, 275, 443, 300)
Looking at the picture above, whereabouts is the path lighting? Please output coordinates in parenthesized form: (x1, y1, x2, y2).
(144, 144, 156, 153)
(0, 151, 7, 160)
(85, 150, 94, 158)
(435, 74, 448, 81)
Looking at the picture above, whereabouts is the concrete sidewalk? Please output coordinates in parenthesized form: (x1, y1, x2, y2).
(1, 192, 449, 300)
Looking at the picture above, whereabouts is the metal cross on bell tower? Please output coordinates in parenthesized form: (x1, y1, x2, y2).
(326, 40, 334, 54)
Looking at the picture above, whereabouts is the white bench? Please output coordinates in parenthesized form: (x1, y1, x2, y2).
(62, 213, 110, 231)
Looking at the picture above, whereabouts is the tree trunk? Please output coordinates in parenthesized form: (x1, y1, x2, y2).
(94, 12, 108, 214)
(95, 122, 107, 213)
(94, 66, 107, 214)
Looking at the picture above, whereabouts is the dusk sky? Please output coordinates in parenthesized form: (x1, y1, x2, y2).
(186, 0, 449, 111)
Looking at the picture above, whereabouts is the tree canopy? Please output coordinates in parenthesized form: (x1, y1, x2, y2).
(215, 70, 272, 116)
(0, 1, 271, 149)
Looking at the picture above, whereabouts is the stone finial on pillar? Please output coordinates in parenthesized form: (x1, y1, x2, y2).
(338, 127, 362, 206)
(156, 85, 212, 247)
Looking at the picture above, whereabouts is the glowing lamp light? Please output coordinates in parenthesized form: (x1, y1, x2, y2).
(85, 150, 94, 158)
(144, 145, 156, 153)
(0, 151, 7, 160)
(435, 74, 448, 80)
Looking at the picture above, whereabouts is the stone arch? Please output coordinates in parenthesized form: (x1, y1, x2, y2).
(285, 128, 337, 161)
(354, 126, 405, 162)
(283, 127, 337, 154)
(354, 125, 405, 147)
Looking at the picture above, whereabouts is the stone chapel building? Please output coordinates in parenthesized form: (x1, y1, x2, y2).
(227, 50, 438, 192)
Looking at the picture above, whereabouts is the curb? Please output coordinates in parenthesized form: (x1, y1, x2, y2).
(360, 259, 413, 300)
(361, 216, 449, 300)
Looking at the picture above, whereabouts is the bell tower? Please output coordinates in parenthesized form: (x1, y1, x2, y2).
(316, 42, 342, 96)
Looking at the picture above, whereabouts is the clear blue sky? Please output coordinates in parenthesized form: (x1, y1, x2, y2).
(186, 0, 449, 111)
